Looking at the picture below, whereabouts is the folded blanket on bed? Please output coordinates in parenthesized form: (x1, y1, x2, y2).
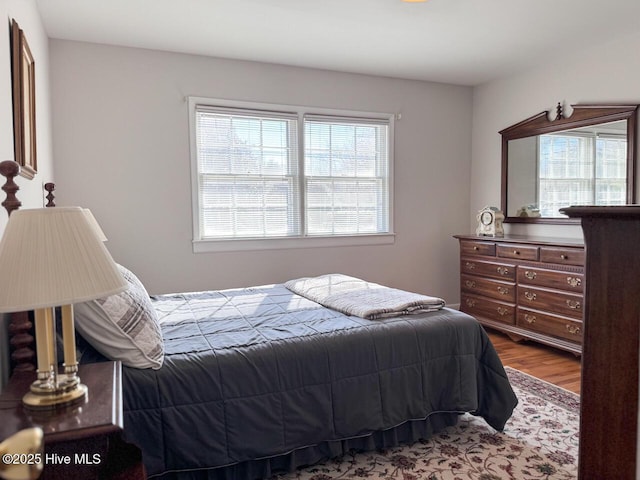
(284, 273, 445, 319)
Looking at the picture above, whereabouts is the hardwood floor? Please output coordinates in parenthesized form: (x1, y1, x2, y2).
(487, 328, 581, 395)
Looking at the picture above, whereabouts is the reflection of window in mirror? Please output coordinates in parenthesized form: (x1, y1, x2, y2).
(538, 121, 627, 217)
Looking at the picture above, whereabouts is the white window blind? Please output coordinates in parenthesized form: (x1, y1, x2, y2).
(191, 99, 393, 248)
(595, 135, 627, 205)
(538, 132, 627, 216)
(304, 115, 389, 236)
(195, 106, 300, 239)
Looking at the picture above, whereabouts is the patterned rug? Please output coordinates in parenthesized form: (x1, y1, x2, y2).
(277, 367, 580, 480)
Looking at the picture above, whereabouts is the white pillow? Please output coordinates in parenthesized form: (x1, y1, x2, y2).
(74, 264, 164, 369)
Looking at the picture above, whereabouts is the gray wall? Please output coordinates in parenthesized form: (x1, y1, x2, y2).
(49, 40, 473, 301)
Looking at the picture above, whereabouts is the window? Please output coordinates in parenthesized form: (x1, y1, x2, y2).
(304, 115, 390, 236)
(538, 131, 627, 217)
(190, 98, 394, 251)
(194, 107, 300, 239)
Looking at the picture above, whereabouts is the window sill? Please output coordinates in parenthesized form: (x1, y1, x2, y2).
(193, 233, 396, 253)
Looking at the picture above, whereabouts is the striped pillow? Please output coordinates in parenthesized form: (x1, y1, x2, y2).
(74, 264, 164, 369)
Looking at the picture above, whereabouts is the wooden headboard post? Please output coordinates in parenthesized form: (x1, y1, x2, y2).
(0, 160, 22, 215)
(6, 312, 35, 372)
(44, 182, 55, 207)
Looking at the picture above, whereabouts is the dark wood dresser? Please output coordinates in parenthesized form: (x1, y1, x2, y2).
(454, 234, 585, 354)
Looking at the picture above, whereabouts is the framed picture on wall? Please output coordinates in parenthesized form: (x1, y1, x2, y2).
(11, 19, 37, 180)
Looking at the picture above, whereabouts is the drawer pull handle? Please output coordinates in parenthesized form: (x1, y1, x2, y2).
(465, 262, 476, 270)
(465, 280, 476, 288)
(465, 299, 477, 308)
(524, 314, 536, 324)
(524, 271, 537, 280)
(566, 324, 581, 335)
(567, 277, 581, 288)
(473, 246, 479, 251)
(560, 254, 568, 260)
(497, 286, 509, 295)
(524, 291, 537, 301)
(566, 299, 581, 310)
(513, 250, 520, 255)
(497, 267, 509, 276)
(497, 307, 509, 316)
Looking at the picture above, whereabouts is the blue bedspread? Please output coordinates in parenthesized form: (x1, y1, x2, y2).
(121, 284, 517, 478)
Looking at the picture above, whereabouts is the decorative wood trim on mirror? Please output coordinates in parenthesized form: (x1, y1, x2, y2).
(500, 103, 638, 224)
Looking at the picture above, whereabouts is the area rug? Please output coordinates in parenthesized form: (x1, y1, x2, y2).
(276, 367, 579, 480)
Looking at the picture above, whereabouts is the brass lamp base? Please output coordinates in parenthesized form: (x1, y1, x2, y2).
(22, 377, 88, 410)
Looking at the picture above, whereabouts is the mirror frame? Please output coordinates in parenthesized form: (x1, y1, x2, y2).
(500, 103, 638, 224)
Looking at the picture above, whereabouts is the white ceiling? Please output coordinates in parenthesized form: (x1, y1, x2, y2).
(35, 0, 640, 86)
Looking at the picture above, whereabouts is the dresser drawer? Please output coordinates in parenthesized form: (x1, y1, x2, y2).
(497, 243, 539, 261)
(539, 246, 585, 266)
(518, 286, 583, 319)
(461, 274, 516, 302)
(460, 240, 496, 257)
(517, 266, 584, 293)
(460, 259, 516, 281)
(517, 308, 583, 343)
(461, 294, 515, 325)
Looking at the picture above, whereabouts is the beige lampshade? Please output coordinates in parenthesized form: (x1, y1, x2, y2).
(0, 207, 127, 312)
(83, 208, 108, 242)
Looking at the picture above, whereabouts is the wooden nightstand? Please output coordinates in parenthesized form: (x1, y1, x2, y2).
(0, 361, 145, 479)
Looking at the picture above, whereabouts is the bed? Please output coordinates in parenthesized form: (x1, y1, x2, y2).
(1, 162, 518, 480)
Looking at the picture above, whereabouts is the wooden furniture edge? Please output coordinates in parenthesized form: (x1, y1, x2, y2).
(562, 205, 640, 479)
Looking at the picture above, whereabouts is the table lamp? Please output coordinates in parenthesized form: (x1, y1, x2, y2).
(0, 428, 43, 479)
(0, 207, 127, 409)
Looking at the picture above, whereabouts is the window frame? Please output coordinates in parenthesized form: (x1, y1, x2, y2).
(188, 97, 395, 253)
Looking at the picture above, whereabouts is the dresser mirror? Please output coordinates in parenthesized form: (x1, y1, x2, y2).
(500, 104, 638, 224)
